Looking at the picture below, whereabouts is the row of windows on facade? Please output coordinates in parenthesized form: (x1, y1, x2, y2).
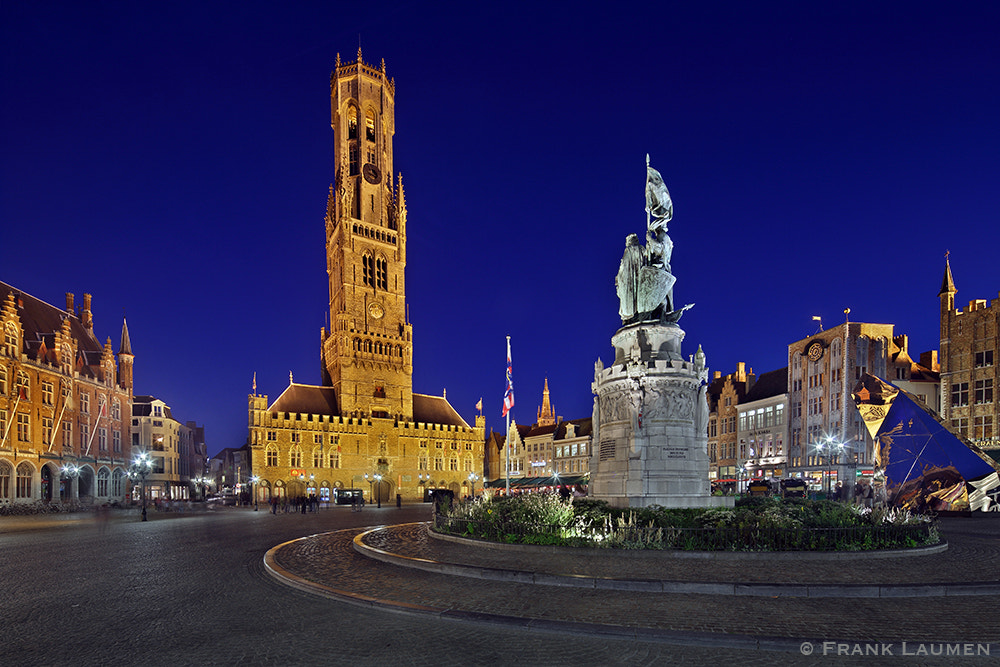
(0, 369, 123, 419)
(350, 338, 403, 358)
(0, 462, 127, 499)
(353, 224, 396, 245)
(791, 369, 844, 392)
(0, 411, 123, 452)
(709, 437, 784, 463)
(950, 379, 994, 407)
(961, 350, 996, 370)
(786, 453, 868, 468)
(262, 446, 475, 473)
(952, 415, 994, 440)
(264, 434, 473, 450)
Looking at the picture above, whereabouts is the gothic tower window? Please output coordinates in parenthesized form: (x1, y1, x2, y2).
(376, 256, 387, 290)
(365, 110, 376, 142)
(362, 253, 374, 287)
(347, 106, 358, 140)
(349, 146, 359, 176)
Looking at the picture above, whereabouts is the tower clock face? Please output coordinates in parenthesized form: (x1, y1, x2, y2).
(807, 342, 823, 362)
(368, 302, 384, 319)
(362, 163, 381, 184)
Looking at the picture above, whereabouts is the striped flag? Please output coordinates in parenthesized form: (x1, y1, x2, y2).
(475, 398, 482, 414)
(502, 338, 514, 417)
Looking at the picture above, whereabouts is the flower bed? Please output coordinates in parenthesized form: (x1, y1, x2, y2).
(433, 493, 940, 551)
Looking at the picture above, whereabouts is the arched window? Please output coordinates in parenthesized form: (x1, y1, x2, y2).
(112, 399, 121, 420)
(313, 447, 323, 468)
(266, 444, 278, 467)
(347, 105, 358, 140)
(365, 110, 376, 142)
(97, 468, 110, 496)
(0, 460, 11, 500)
(112, 469, 125, 497)
(364, 339, 372, 354)
(16, 462, 32, 498)
(289, 445, 303, 468)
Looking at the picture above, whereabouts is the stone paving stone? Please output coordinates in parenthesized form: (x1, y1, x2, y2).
(270, 513, 1000, 646)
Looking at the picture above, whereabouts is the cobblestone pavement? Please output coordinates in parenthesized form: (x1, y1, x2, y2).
(3, 505, 999, 666)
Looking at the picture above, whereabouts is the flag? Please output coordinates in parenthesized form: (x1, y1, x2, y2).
(252, 372, 257, 394)
(475, 398, 482, 413)
(502, 338, 514, 417)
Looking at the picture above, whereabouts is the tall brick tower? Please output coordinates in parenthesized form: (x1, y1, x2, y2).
(320, 49, 412, 420)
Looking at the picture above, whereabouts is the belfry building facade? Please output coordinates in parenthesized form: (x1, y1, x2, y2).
(249, 52, 484, 503)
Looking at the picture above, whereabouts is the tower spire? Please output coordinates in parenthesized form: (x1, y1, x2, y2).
(939, 250, 957, 297)
(537, 378, 555, 426)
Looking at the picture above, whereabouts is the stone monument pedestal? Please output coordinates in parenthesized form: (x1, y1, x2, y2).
(590, 321, 732, 509)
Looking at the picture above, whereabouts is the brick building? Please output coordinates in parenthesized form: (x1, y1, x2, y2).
(706, 362, 755, 483)
(939, 256, 998, 454)
(0, 283, 132, 505)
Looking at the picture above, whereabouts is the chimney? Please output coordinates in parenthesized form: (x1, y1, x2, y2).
(920, 350, 940, 372)
(82, 293, 93, 332)
(66, 292, 74, 313)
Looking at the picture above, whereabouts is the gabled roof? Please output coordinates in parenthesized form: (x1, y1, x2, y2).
(744, 367, 788, 402)
(555, 417, 592, 439)
(413, 393, 469, 428)
(0, 281, 104, 361)
(269, 383, 340, 416)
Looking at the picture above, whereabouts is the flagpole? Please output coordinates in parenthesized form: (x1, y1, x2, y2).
(48, 388, 71, 452)
(505, 336, 511, 496)
(85, 396, 105, 457)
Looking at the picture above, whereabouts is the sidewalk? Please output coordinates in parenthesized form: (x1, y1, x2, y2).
(265, 514, 1000, 649)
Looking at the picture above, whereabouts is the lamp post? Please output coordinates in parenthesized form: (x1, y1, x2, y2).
(374, 473, 382, 508)
(815, 436, 847, 499)
(250, 475, 260, 511)
(418, 473, 428, 502)
(131, 452, 153, 521)
(468, 472, 479, 499)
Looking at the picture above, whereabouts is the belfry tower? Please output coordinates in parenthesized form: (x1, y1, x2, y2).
(320, 49, 413, 420)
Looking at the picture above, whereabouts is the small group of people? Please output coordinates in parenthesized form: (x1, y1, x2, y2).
(828, 481, 875, 507)
(268, 495, 322, 514)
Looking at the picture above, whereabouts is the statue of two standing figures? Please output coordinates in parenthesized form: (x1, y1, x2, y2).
(616, 155, 692, 325)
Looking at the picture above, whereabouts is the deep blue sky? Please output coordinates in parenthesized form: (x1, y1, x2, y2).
(3, 2, 997, 457)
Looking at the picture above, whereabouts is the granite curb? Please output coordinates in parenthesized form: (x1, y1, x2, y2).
(351, 522, 985, 598)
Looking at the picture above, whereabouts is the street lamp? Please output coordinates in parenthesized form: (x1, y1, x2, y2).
(374, 473, 382, 508)
(130, 452, 153, 521)
(250, 475, 260, 511)
(468, 472, 479, 499)
(418, 473, 428, 502)
(814, 436, 847, 499)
